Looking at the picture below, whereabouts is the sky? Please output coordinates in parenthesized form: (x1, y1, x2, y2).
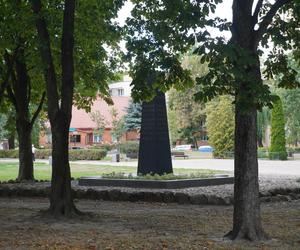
(116, 0, 234, 45)
(117, 0, 233, 25)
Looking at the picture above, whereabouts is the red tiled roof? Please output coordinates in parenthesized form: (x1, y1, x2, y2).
(70, 96, 131, 129)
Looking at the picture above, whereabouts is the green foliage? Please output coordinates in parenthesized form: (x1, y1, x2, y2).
(119, 141, 139, 155)
(0, 150, 19, 158)
(167, 55, 207, 146)
(89, 110, 107, 139)
(0, 149, 107, 160)
(205, 96, 235, 158)
(278, 88, 300, 146)
(68, 149, 107, 161)
(124, 101, 142, 131)
(110, 107, 126, 143)
(269, 97, 287, 160)
(125, 0, 222, 101)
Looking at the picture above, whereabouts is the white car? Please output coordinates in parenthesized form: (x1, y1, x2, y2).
(173, 144, 193, 151)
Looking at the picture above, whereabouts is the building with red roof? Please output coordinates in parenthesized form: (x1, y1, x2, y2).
(39, 96, 138, 148)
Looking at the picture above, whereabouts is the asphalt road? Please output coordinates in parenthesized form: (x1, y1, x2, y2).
(1, 158, 300, 176)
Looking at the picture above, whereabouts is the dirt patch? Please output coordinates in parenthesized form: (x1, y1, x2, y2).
(0, 198, 299, 249)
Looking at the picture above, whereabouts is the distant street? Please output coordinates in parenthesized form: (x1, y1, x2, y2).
(1, 158, 300, 177)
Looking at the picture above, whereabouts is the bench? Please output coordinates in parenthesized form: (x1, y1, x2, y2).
(171, 151, 189, 159)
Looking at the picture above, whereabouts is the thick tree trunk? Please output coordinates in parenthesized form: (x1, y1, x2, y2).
(138, 92, 173, 175)
(48, 119, 78, 216)
(226, 105, 266, 241)
(16, 120, 33, 181)
(226, 0, 269, 241)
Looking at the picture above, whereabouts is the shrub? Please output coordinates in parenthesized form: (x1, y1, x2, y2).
(35, 149, 52, 159)
(269, 97, 287, 160)
(0, 149, 107, 160)
(257, 148, 268, 159)
(69, 149, 107, 161)
(0, 150, 18, 158)
(119, 141, 139, 154)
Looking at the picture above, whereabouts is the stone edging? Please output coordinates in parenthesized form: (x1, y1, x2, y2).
(0, 184, 300, 205)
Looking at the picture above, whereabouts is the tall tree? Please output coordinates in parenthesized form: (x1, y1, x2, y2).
(269, 96, 287, 160)
(205, 96, 235, 158)
(30, 0, 123, 216)
(279, 88, 300, 146)
(125, 0, 299, 241)
(31, 0, 78, 215)
(168, 55, 207, 147)
(6, 47, 45, 181)
(124, 101, 142, 132)
(195, 0, 299, 240)
(0, 1, 46, 181)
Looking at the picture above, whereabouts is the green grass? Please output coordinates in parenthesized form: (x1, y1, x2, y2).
(0, 162, 224, 181)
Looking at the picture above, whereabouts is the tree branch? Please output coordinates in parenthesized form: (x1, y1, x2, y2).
(30, 91, 46, 128)
(6, 83, 18, 113)
(60, 0, 75, 119)
(255, 0, 291, 42)
(30, 0, 59, 120)
(252, 0, 264, 27)
(0, 48, 19, 104)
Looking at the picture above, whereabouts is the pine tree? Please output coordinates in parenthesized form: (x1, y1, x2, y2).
(124, 101, 142, 132)
(269, 97, 287, 160)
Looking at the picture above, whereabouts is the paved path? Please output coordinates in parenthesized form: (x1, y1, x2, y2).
(1, 158, 300, 176)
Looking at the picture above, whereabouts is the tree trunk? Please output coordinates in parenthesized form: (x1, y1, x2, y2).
(16, 119, 33, 181)
(48, 118, 78, 216)
(226, 105, 266, 241)
(31, 0, 78, 216)
(138, 92, 173, 175)
(8, 134, 15, 149)
(257, 137, 264, 148)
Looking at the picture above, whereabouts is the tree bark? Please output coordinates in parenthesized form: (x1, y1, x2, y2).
(31, 0, 78, 216)
(226, 0, 272, 241)
(138, 91, 173, 175)
(6, 47, 35, 181)
(16, 119, 33, 181)
(8, 134, 15, 149)
(226, 102, 266, 241)
(49, 119, 78, 215)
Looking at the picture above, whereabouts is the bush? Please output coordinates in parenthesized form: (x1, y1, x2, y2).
(0, 150, 18, 158)
(119, 141, 139, 154)
(35, 149, 52, 159)
(257, 148, 268, 159)
(68, 149, 107, 161)
(0, 149, 107, 160)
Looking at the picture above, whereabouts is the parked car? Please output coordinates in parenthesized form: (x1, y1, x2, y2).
(198, 146, 213, 153)
(173, 144, 193, 151)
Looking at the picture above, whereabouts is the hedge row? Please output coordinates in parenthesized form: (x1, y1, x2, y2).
(0, 149, 107, 161)
(119, 141, 139, 154)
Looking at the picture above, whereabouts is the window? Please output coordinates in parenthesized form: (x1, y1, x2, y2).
(93, 135, 102, 143)
(117, 88, 124, 96)
(70, 135, 81, 143)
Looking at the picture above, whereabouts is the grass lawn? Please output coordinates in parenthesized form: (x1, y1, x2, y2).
(0, 162, 224, 181)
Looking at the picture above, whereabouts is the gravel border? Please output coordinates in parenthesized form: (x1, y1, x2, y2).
(0, 176, 299, 205)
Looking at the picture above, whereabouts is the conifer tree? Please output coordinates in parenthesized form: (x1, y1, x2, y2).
(269, 97, 287, 160)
